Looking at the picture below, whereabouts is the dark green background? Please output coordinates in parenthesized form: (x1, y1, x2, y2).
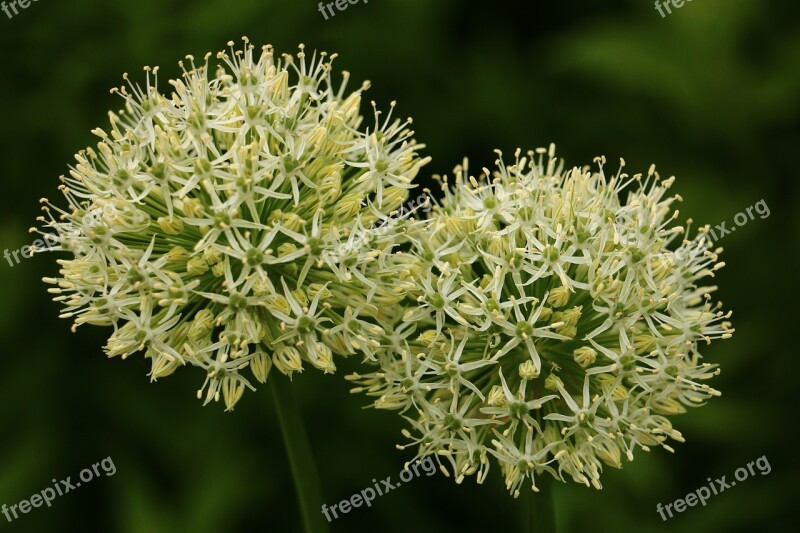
(1, 1, 797, 531)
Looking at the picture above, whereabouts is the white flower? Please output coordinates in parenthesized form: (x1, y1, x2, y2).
(37, 38, 429, 410)
(349, 145, 732, 494)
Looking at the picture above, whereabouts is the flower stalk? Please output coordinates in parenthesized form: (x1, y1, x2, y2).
(271, 376, 329, 533)
(529, 475, 555, 533)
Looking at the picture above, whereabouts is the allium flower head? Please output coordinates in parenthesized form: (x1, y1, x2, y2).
(349, 145, 733, 495)
(35, 38, 429, 410)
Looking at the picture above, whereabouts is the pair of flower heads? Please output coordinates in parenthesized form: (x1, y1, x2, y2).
(35, 38, 732, 496)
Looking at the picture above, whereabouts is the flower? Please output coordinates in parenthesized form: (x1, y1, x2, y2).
(35, 38, 429, 410)
(348, 145, 732, 495)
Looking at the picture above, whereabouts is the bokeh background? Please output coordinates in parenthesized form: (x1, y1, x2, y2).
(1, 0, 797, 531)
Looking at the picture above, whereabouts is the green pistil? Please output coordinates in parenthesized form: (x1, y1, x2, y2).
(228, 292, 248, 311)
(283, 155, 300, 172)
(509, 401, 527, 420)
(168, 286, 185, 299)
(297, 315, 316, 335)
(516, 321, 534, 338)
(307, 237, 324, 257)
(247, 105, 261, 120)
(188, 112, 205, 132)
(113, 169, 132, 188)
(543, 245, 560, 262)
(620, 353, 636, 372)
(195, 159, 212, 175)
(443, 414, 462, 432)
(213, 211, 231, 229)
(484, 298, 501, 313)
(428, 293, 446, 310)
(127, 267, 145, 284)
(246, 247, 264, 266)
(150, 162, 166, 181)
(508, 250, 524, 269)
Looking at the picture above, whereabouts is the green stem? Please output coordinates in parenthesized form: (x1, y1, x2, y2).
(270, 376, 329, 533)
(529, 474, 556, 533)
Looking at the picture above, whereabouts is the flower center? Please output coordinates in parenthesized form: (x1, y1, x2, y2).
(515, 321, 534, 338)
(228, 293, 248, 311)
(297, 315, 316, 335)
(246, 247, 264, 266)
(543, 245, 560, 262)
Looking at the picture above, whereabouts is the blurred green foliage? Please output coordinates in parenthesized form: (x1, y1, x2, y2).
(0, 0, 797, 531)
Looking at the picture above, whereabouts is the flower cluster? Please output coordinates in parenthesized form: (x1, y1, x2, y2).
(34, 37, 732, 498)
(36, 38, 429, 410)
(348, 145, 732, 495)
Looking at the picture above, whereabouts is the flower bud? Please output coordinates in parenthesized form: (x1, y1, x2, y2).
(158, 216, 184, 235)
(250, 350, 272, 383)
(273, 345, 303, 375)
(518, 360, 539, 380)
(547, 286, 570, 308)
(186, 256, 209, 276)
(573, 347, 597, 368)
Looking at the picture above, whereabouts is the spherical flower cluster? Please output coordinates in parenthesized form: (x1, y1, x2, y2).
(348, 145, 732, 495)
(36, 38, 429, 410)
